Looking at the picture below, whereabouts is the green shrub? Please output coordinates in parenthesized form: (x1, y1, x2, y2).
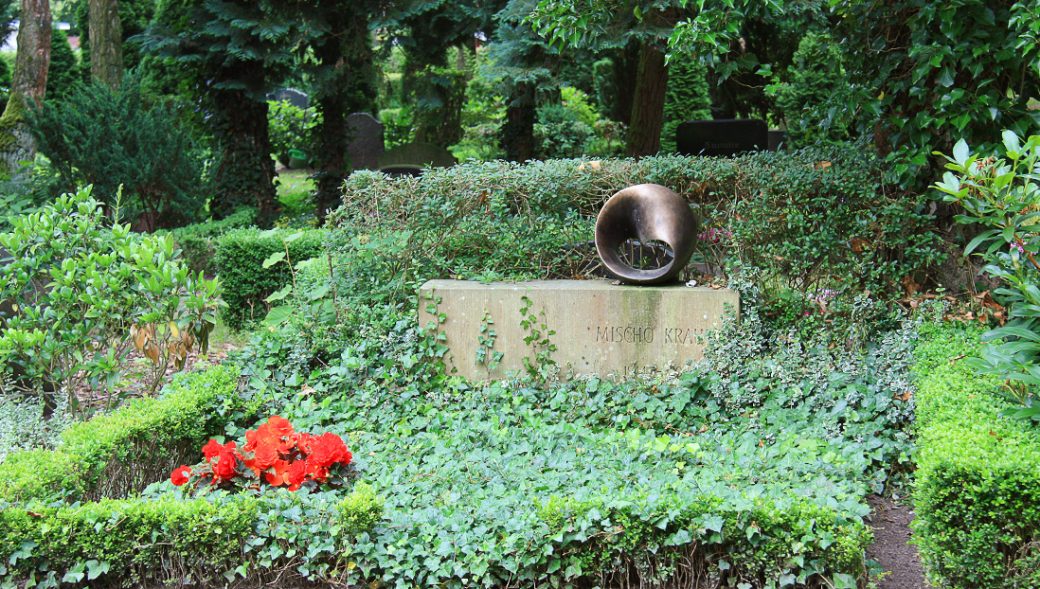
(0, 189, 222, 411)
(0, 364, 246, 503)
(661, 57, 711, 153)
(161, 207, 257, 275)
(47, 29, 80, 102)
(767, 32, 866, 147)
(267, 99, 320, 167)
(335, 146, 943, 297)
(0, 484, 383, 587)
(28, 75, 206, 229)
(935, 132, 1040, 422)
(214, 227, 326, 330)
(913, 322, 1040, 588)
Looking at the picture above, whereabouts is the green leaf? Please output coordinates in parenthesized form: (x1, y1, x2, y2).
(262, 251, 286, 269)
(262, 305, 293, 327)
(265, 284, 293, 303)
(953, 139, 970, 166)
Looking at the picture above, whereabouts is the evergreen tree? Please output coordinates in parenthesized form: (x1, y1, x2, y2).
(141, 0, 303, 224)
(47, 29, 80, 101)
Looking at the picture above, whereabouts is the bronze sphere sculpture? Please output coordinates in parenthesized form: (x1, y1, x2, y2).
(595, 184, 698, 285)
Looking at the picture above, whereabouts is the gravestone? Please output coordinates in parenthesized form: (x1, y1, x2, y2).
(346, 112, 385, 171)
(676, 119, 768, 157)
(378, 142, 456, 174)
(268, 87, 309, 109)
(419, 280, 738, 380)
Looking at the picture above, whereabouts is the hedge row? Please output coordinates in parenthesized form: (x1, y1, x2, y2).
(0, 486, 383, 588)
(214, 227, 326, 330)
(912, 323, 1040, 588)
(335, 146, 943, 295)
(0, 365, 248, 504)
(161, 206, 255, 275)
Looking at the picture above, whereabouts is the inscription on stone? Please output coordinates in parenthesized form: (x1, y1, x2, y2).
(418, 280, 739, 380)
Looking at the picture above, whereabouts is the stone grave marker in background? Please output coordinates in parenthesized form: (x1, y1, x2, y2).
(676, 119, 769, 157)
(346, 112, 385, 171)
(267, 87, 309, 109)
(378, 142, 456, 176)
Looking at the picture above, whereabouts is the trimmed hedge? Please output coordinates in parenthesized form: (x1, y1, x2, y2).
(161, 206, 256, 275)
(0, 365, 248, 504)
(912, 323, 1040, 588)
(214, 227, 326, 330)
(337, 146, 942, 294)
(0, 486, 383, 588)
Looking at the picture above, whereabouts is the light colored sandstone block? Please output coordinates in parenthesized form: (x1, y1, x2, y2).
(418, 279, 739, 380)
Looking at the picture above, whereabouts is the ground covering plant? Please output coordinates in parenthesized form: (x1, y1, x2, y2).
(935, 132, 1040, 423)
(0, 188, 221, 413)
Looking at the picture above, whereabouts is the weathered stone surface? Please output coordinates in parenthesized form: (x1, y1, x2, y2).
(346, 112, 385, 171)
(418, 279, 739, 380)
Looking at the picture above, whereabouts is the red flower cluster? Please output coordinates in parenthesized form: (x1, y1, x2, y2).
(170, 416, 353, 492)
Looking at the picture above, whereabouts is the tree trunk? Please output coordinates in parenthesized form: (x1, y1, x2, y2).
(211, 87, 278, 225)
(0, 0, 51, 174)
(88, 0, 123, 88)
(625, 42, 668, 156)
(312, 6, 376, 221)
(502, 82, 535, 162)
(612, 42, 640, 125)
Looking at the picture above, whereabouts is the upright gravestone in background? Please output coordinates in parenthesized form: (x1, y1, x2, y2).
(676, 119, 768, 157)
(268, 88, 309, 109)
(346, 112, 385, 171)
(378, 142, 457, 176)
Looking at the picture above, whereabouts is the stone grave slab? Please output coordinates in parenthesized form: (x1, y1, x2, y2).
(346, 112, 385, 171)
(418, 279, 739, 380)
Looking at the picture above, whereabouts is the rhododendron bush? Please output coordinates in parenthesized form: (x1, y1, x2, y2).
(170, 416, 354, 492)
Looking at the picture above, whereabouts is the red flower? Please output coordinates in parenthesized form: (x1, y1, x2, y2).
(211, 441, 240, 482)
(308, 432, 351, 468)
(263, 459, 290, 487)
(286, 460, 309, 490)
(245, 440, 281, 474)
(202, 439, 223, 460)
(170, 465, 192, 486)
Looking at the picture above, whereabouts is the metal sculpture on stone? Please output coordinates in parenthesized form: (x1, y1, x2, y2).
(595, 184, 698, 285)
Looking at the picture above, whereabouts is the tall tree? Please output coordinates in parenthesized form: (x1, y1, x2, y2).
(302, 0, 379, 220)
(0, 0, 51, 174)
(88, 0, 123, 87)
(142, 0, 302, 224)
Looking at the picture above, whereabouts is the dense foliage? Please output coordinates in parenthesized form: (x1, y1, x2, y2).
(29, 77, 205, 229)
(0, 189, 221, 413)
(935, 132, 1040, 422)
(912, 323, 1040, 588)
(214, 227, 326, 330)
(335, 147, 942, 297)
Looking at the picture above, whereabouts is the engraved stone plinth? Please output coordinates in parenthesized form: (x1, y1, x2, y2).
(418, 279, 739, 380)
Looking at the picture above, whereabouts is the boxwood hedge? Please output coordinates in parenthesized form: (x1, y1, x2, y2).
(913, 322, 1040, 588)
(0, 365, 249, 504)
(214, 227, 326, 330)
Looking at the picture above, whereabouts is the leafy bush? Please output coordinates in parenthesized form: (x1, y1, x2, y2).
(0, 394, 73, 462)
(335, 147, 943, 297)
(0, 485, 383, 588)
(161, 207, 256, 275)
(934, 132, 1040, 422)
(912, 322, 1040, 588)
(267, 99, 320, 168)
(0, 365, 245, 504)
(767, 32, 868, 147)
(535, 87, 623, 158)
(28, 75, 206, 229)
(0, 189, 222, 412)
(661, 57, 711, 153)
(214, 228, 326, 330)
(46, 29, 80, 102)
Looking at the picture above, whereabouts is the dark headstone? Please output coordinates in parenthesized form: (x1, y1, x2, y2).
(676, 119, 768, 157)
(378, 142, 456, 171)
(768, 130, 787, 151)
(346, 112, 385, 171)
(267, 87, 309, 109)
